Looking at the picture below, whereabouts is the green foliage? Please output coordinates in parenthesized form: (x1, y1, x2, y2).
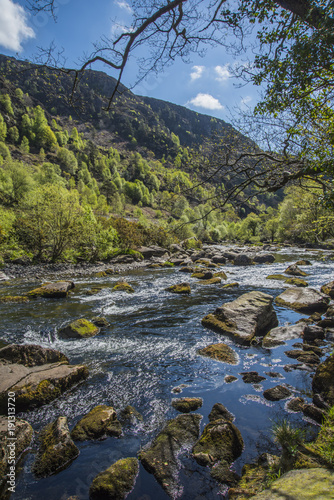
(0, 115, 7, 141)
(0, 94, 14, 116)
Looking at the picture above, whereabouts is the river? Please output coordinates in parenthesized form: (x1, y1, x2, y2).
(1, 245, 334, 499)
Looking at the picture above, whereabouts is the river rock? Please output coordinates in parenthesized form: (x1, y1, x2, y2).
(266, 274, 287, 280)
(225, 375, 238, 383)
(192, 419, 244, 466)
(302, 404, 326, 424)
(71, 405, 122, 441)
(253, 254, 275, 264)
(179, 266, 195, 273)
(222, 282, 239, 288)
(0, 343, 69, 366)
(137, 246, 168, 259)
(233, 254, 253, 266)
(202, 291, 278, 345)
(166, 282, 191, 294)
(172, 397, 203, 413)
(89, 457, 139, 500)
(27, 281, 75, 298)
(0, 354, 89, 414)
(33, 416, 79, 477)
(286, 397, 305, 412)
(285, 277, 308, 287)
(326, 305, 334, 317)
(320, 280, 334, 298)
(208, 403, 234, 423)
(139, 413, 201, 497)
(284, 264, 308, 276)
(197, 343, 238, 364)
(312, 354, 334, 405)
(262, 323, 305, 348)
(91, 316, 110, 328)
(275, 287, 329, 313)
(191, 271, 214, 279)
(0, 416, 33, 491)
(303, 324, 325, 342)
(0, 271, 10, 281)
(211, 254, 227, 264)
(201, 277, 222, 285)
(119, 405, 143, 425)
(112, 281, 134, 293)
(240, 371, 266, 384)
(58, 318, 100, 339)
(251, 468, 334, 499)
(284, 349, 320, 364)
(295, 260, 312, 266)
(263, 385, 292, 401)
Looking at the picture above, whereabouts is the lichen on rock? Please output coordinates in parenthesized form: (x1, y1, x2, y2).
(89, 457, 139, 500)
(58, 318, 100, 339)
(198, 343, 238, 365)
(71, 405, 122, 441)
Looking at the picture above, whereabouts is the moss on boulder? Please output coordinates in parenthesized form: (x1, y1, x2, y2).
(198, 343, 238, 365)
(262, 324, 305, 348)
(112, 281, 135, 293)
(285, 277, 308, 287)
(209, 403, 234, 423)
(214, 271, 227, 279)
(193, 419, 244, 466)
(275, 287, 330, 313)
(320, 280, 334, 298)
(33, 416, 79, 477)
(201, 277, 222, 285)
(89, 457, 139, 500)
(27, 281, 74, 298)
(0, 343, 69, 366)
(312, 355, 334, 405)
(119, 405, 143, 425)
(284, 264, 308, 276)
(71, 405, 122, 441)
(171, 397, 203, 413)
(266, 274, 287, 281)
(58, 318, 100, 339)
(222, 282, 239, 288)
(166, 283, 191, 294)
(0, 295, 29, 303)
(191, 271, 214, 279)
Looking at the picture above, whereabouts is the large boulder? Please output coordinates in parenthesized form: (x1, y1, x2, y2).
(137, 246, 168, 259)
(251, 468, 334, 500)
(58, 318, 100, 339)
(27, 281, 74, 298)
(284, 264, 308, 276)
(192, 419, 244, 466)
(253, 254, 275, 264)
(0, 416, 33, 492)
(262, 324, 305, 348)
(321, 280, 334, 298)
(197, 343, 238, 364)
(139, 413, 201, 497)
(89, 457, 139, 500)
(0, 345, 89, 413)
(312, 354, 334, 405)
(233, 254, 253, 266)
(33, 416, 79, 477)
(71, 405, 122, 441)
(275, 287, 330, 313)
(202, 291, 278, 345)
(0, 343, 68, 366)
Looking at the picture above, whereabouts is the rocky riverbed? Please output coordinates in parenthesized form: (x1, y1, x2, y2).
(0, 244, 334, 499)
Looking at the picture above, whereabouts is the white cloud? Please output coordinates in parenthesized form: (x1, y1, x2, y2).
(187, 93, 224, 111)
(115, 0, 133, 14)
(214, 64, 231, 82)
(0, 0, 35, 51)
(240, 95, 252, 108)
(111, 22, 133, 36)
(190, 65, 205, 81)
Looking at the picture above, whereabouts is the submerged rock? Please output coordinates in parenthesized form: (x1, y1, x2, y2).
(202, 291, 278, 345)
(263, 385, 292, 401)
(33, 416, 79, 477)
(0, 295, 29, 303)
(0, 416, 33, 491)
(119, 405, 143, 425)
(91, 316, 110, 328)
(71, 405, 122, 441)
(166, 282, 191, 294)
(139, 413, 201, 497)
(312, 354, 334, 405)
(275, 287, 329, 313)
(295, 260, 312, 266)
(250, 468, 334, 499)
(193, 419, 244, 466)
(262, 324, 305, 348)
(27, 281, 74, 298)
(197, 343, 238, 364)
(172, 397, 203, 413)
(58, 318, 100, 339)
(89, 457, 139, 500)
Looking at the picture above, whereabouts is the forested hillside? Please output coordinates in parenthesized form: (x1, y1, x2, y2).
(0, 54, 333, 264)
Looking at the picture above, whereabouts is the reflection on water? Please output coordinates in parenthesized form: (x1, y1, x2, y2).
(0, 246, 333, 499)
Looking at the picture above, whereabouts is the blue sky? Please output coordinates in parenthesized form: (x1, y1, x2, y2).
(0, 0, 259, 122)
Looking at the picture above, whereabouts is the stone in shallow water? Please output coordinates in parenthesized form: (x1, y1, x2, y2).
(312, 354, 334, 405)
(262, 324, 305, 348)
(27, 280, 74, 298)
(275, 287, 329, 313)
(284, 264, 308, 276)
(89, 457, 139, 500)
(198, 343, 238, 364)
(320, 280, 334, 298)
(263, 385, 292, 401)
(286, 397, 305, 412)
(240, 371, 266, 384)
(208, 403, 234, 423)
(58, 318, 100, 339)
(71, 405, 122, 441)
(166, 282, 191, 294)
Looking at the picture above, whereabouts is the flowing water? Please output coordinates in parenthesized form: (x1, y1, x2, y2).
(1, 246, 334, 500)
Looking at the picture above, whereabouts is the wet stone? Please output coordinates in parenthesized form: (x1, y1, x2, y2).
(240, 372, 266, 384)
(263, 385, 292, 401)
(171, 397, 203, 413)
(208, 403, 234, 423)
(286, 397, 305, 412)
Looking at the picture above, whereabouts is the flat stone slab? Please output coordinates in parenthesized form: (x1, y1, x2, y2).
(27, 281, 75, 298)
(252, 468, 334, 499)
(0, 362, 88, 413)
(262, 324, 305, 348)
(202, 291, 278, 345)
(275, 287, 330, 313)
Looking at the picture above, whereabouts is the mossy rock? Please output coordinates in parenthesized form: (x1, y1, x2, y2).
(240, 371, 266, 384)
(0, 295, 29, 303)
(312, 355, 334, 405)
(210, 459, 240, 486)
(71, 405, 122, 441)
(198, 343, 238, 365)
(191, 271, 213, 279)
(27, 281, 74, 299)
(139, 414, 201, 497)
(92, 316, 110, 328)
(285, 277, 308, 287)
(193, 419, 244, 466)
(179, 266, 195, 273)
(85, 285, 106, 296)
(201, 277, 222, 285)
(89, 457, 139, 500)
(148, 263, 162, 268)
(0, 344, 68, 366)
(320, 280, 334, 299)
(166, 283, 191, 294)
(119, 405, 143, 425)
(263, 385, 291, 401)
(208, 403, 234, 423)
(162, 261, 174, 267)
(96, 271, 108, 277)
(33, 416, 79, 477)
(172, 397, 203, 413)
(214, 271, 227, 280)
(222, 282, 239, 289)
(251, 468, 334, 499)
(284, 264, 308, 277)
(266, 274, 288, 281)
(274, 287, 330, 313)
(295, 260, 312, 266)
(58, 318, 100, 339)
(112, 281, 135, 293)
(225, 375, 238, 383)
